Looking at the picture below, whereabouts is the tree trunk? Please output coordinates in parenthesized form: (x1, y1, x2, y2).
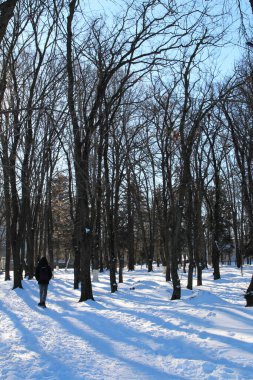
(79, 231, 94, 301)
(212, 171, 221, 280)
(186, 196, 194, 290)
(1, 136, 11, 281)
(5, 224, 11, 281)
(170, 204, 182, 300)
(104, 134, 118, 293)
(73, 240, 80, 289)
(92, 123, 104, 276)
(67, 0, 93, 300)
(127, 169, 135, 270)
(0, 0, 18, 44)
(9, 130, 22, 289)
(212, 240, 221, 280)
(187, 261, 194, 291)
(118, 254, 124, 283)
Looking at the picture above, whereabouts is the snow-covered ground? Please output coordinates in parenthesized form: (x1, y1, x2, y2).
(1, 264, 253, 380)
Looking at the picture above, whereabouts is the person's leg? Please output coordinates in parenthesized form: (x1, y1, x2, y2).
(39, 284, 44, 305)
(41, 284, 48, 305)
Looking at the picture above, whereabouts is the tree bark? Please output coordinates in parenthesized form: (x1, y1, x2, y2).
(127, 168, 135, 270)
(0, 0, 18, 44)
(67, 0, 94, 301)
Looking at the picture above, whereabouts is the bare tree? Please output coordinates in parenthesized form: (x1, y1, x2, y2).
(66, 0, 217, 300)
(222, 59, 253, 262)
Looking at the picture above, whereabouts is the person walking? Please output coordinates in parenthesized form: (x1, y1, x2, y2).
(35, 257, 53, 308)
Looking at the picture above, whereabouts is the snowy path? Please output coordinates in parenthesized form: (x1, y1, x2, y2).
(1, 266, 253, 379)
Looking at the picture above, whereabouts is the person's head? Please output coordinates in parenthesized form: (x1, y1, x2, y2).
(39, 256, 48, 266)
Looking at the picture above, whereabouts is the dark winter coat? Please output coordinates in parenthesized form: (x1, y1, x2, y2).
(35, 257, 53, 285)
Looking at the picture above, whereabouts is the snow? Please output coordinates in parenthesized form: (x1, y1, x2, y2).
(1, 265, 253, 380)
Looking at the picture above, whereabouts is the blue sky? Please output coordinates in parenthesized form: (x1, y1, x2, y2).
(81, 0, 252, 79)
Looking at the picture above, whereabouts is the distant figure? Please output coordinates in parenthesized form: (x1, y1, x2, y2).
(245, 274, 253, 307)
(35, 257, 53, 308)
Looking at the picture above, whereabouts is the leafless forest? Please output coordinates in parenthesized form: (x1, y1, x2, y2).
(0, 0, 253, 301)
